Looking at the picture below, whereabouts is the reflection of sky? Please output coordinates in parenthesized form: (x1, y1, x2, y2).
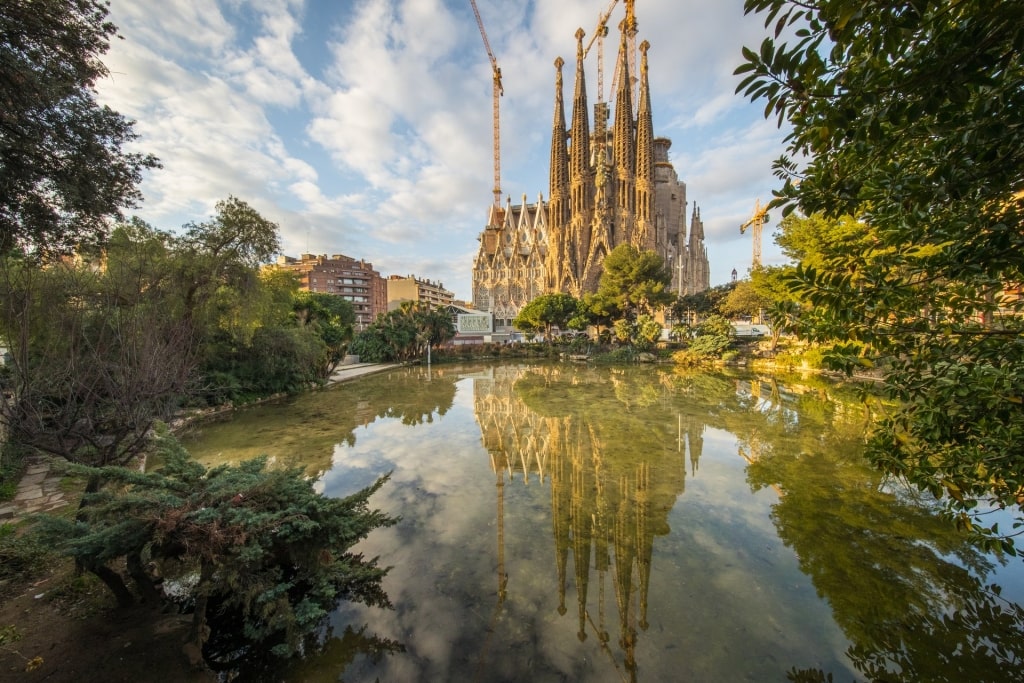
(186, 365, 1020, 681)
(661, 427, 851, 678)
(315, 379, 856, 682)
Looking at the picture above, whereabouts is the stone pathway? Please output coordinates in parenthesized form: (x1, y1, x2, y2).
(0, 455, 71, 523)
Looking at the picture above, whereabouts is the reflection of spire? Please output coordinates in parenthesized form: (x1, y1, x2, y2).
(496, 465, 507, 602)
(551, 422, 571, 617)
(635, 462, 652, 632)
(475, 454, 509, 678)
(571, 419, 592, 641)
(472, 364, 689, 680)
(613, 473, 638, 678)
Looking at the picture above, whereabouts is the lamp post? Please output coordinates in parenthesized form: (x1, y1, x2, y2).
(676, 252, 685, 297)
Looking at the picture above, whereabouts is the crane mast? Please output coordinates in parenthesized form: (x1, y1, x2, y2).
(469, 0, 503, 212)
(608, 0, 638, 111)
(740, 199, 770, 270)
(583, 0, 619, 105)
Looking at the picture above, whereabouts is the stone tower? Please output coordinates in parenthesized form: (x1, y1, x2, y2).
(471, 7, 711, 329)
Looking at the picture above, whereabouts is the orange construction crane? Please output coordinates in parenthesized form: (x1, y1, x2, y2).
(583, 0, 619, 105)
(740, 199, 770, 270)
(469, 0, 503, 212)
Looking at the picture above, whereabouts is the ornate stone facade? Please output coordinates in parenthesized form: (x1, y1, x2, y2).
(472, 17, 711, 326)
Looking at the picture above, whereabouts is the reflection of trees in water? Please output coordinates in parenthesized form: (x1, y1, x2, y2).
(742, 387, 1024, 682)
(477, 364, 1024, 683)
(181, 367, 458, 478)
(213, 620, 403, 683)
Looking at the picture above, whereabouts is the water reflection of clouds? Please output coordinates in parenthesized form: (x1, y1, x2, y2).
(656, 427, 856, 679)
(318, 389, 511, 680)
(188, 364, 1021, 681)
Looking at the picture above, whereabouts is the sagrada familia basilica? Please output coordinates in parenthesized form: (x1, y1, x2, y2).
(471, 8, 710, 327)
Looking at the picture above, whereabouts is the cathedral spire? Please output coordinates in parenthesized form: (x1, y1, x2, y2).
(547, 57, 571, 292)
(612, 23, 635, 235)
(549, 57, 569, 211)
(569, 28, 592, 215)
(633, 40, 655, 250)
(564, 27, 592, 295)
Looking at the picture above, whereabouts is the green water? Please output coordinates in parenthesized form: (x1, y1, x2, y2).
(180, 362, 1024, 682)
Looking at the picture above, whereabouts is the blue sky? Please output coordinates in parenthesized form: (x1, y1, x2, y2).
(96, 0, 790, 300)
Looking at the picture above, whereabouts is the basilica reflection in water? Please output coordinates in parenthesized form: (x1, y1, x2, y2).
(465, 364, 1024, 683)
(471, 364, 703, 680)
(181, 362, 1024, 681)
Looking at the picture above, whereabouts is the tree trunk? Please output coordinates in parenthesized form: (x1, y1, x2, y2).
(88, 562, 135, 607)
(186, 562, 215, 667)
(126, 550, 162, 606)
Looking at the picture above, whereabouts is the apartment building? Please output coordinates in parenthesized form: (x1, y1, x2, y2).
(273, 253, 387, 328)
(386, 275, 455, 311)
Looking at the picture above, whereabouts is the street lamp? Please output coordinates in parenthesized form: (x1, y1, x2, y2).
(676, 252, 684, 297)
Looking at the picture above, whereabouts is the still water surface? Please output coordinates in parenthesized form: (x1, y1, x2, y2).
(181, 362, 1024, 682)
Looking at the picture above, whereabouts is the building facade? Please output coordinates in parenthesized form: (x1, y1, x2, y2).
(386, 275, 455, 311)
(472, 15, 710, 325)
(273, 253, 387, 329)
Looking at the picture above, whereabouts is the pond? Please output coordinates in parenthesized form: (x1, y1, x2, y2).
(180, 362, 1024, 682)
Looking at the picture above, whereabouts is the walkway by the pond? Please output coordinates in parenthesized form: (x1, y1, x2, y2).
(0, 455, 71, 523)
(329, 362, 395, 384)
(0, 363, 396, 524)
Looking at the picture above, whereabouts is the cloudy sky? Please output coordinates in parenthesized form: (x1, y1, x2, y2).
(96, 0, 790, 300)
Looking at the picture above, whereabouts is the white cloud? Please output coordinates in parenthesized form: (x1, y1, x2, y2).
(96, 0, 791, 296)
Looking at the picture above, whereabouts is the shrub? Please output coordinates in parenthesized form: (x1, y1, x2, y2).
(34, 429, 398, 667)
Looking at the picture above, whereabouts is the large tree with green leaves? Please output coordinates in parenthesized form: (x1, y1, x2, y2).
(737, 0, 1024, 548)
(0, 225, 195, 470)
(0, 0, 159, 258)
(0, 199, 286, 468)
(350, 302, 455, 363)
(596, 244, 674, 320)
(669, 282, 736, 324)
(293, 290, 356, 375)
(719, 279, 770, 322)
(513, 292, 581, 339)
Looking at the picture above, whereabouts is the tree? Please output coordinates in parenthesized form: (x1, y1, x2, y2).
(579, 290, 621, 335)
(36, 429, 398, 668)
(596, 245, 674, 320)
(746, 267, 793, 350)
(293, 291, 356, 376)
(0, 199, 289, 469)
(737, 0, 1024, 547)
(0, 231, 196, 471)
(774, 213, 878, 272)
(174, 196, 281, 322)
(0, 0, 159, 258)
(513, 293, 580, 339)
(720, 279, 770, 322)
(670, 282, 736, 324)
(349, 302, 454, 363)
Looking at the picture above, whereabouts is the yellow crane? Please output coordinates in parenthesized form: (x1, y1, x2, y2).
(608, 0, 638, 109)
(740, 199, 770, 270)
(469, 0, 503, 212)
(582, 0, 619, 105)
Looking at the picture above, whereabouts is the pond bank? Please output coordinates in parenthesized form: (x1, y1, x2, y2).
(0, 364, 398, 524)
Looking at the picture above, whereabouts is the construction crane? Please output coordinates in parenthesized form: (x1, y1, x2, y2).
(740, 199, 770, 270)
(469, 0, 503, 212)
(608, 0, 638, 110)
(583, 0, 619, 105)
